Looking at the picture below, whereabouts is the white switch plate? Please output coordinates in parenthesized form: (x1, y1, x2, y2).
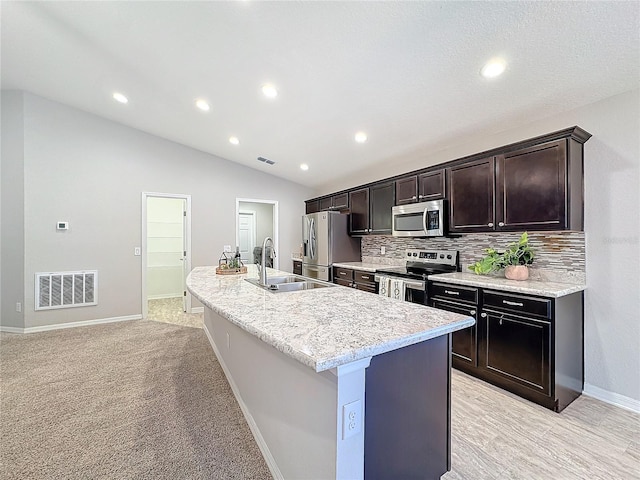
(16, 302, 22, 313)
(134, 247, 141, 256)
(381, 246, 386, 255)
(223, 245, 232, 252)
(342, 400, 362, 439)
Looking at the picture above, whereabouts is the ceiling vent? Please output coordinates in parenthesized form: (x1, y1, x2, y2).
(257, 156, 275, 165)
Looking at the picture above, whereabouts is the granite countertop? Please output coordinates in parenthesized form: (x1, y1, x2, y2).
(187, 265, 474, 373)
(331, 261, 383, 272)
(428, 272, 586, 298)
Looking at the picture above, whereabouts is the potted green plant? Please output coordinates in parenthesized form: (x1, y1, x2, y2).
(468, 232, 534, 280)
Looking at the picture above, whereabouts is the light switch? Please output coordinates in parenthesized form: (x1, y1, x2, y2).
(134, 247, 141, 256)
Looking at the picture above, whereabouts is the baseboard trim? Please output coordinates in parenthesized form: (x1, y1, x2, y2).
(147, 294, 183, 300)
(203, 323, 283, 480)
(191, 307, 204, 314)
(0, 315, 141, 334)
(584, 383, 640, 414)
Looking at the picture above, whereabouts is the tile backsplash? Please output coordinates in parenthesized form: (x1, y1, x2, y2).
(362, 231, 585, 284)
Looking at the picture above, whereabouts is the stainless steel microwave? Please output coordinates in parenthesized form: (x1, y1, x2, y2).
(392, 200, 446, 237)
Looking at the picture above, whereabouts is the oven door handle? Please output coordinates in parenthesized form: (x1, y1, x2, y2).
(423, 208, 429, 234)
(404, 279, 425, 291)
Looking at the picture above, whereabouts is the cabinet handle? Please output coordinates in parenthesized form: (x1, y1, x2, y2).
(470, 310, 476, 316)
(412, 196, 417, 200)
(488, 222, 494, 227)
(361, 275, 370, 280)
(503, 300, 524, 307)
(444, 290, 459, 295)
(418, 194, 424, 199)
(480, 313, 487, 318)
(498, 222, 505, 227)
(339, 272, 347, 276)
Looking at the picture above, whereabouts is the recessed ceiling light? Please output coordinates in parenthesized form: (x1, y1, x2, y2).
(195, 99, 210, 111)
(112, 92, 128, 104)
(300, 163, 309, 171)
(261, 84, 278, 98)
(480, 58, 507, 78)
(229, 136, 240, 145)
(355, 131, 368, 143)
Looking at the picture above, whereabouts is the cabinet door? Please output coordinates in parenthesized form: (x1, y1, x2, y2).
(448, 158, 495, 233)
(305, 200, 320, 214)
(395, 176, 418, 205)
(369, 181, 395, 235)
(319, 197, 333, 211)
(332, 193, 349, 211)
(496, 140, 567, 231)
(418, 170, 446, 201)
(480, 311, 551, 395)
(349, 188, 370, 234)
(432, 299, 477, 367)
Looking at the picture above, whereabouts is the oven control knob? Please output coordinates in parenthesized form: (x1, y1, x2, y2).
(407, 253, 412, 257)
(447, 254, 452, 259)
(440, 254, 444, 259)
(413, 252, 418, 256)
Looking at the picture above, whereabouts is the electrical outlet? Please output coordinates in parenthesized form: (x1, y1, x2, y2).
(223, 245, 232, 253)
(381, 246, 386, 255)
(226, 332, 230, 349)
(342, 400, 362, 439)
(16, 302, 22, 313)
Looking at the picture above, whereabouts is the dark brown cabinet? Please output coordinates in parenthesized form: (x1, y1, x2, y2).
(370, 182, 395, 234)
(429, 283, 479, 370)
(333, 267, 377, 293)
(395, 170, 446, 205)
(496, 140, 575, 231)
(429, 281, 584, 412)
(349, 188, 370, 234)
(448, 157, 495, 233)
(306, 127, 590, 234)
(305, 200, 320, 214)
(292, 259, 302, 275)
(349, 182, 394, 235)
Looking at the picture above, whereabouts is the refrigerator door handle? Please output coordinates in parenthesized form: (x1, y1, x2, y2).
(309, 217, 316, 260)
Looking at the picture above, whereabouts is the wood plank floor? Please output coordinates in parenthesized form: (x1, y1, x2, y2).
(444, 370, 640, 480)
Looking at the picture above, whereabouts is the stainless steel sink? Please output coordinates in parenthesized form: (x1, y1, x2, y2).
(244, 275, 334, 293)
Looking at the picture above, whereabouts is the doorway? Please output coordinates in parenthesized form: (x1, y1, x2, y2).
(236, 199, 278, 269)
(142, 192, 192, 321)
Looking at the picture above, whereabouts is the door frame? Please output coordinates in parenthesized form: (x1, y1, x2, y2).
(235, 198, 279, 269)
(141, 192, 193, 319)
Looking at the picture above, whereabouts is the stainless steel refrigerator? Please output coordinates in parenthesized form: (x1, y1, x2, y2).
(302, 211, 361, 281)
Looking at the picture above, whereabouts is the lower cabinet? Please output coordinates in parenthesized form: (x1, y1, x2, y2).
(333, 267, 378, 293)
(429, 281, 583, 412)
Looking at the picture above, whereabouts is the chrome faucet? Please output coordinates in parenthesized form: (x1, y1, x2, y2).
(257, 237, 276, 286)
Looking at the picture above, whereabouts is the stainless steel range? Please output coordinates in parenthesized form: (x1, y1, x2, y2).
(375, 249, 459, 304)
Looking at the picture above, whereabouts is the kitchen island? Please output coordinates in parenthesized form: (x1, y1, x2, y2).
(187, 265, 474, 480)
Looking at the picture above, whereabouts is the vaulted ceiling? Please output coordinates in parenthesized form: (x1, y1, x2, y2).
(2, 1, 638, 190)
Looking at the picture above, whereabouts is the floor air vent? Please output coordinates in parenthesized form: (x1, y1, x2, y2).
(35, 271, 98, 311)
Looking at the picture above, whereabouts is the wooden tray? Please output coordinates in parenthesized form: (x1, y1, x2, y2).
(215, 266, 247, 275)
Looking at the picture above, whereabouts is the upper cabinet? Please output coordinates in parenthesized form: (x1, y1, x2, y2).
(306, 126, 591, 235)
(395, 170, 446, 205)
(349, 181, 395, 235)
(448, 135, 586, 233)
(448, 158, 496, 233)
(306, 192, 349, 214)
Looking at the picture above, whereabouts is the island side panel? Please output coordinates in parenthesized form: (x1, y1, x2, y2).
(364, 334, 451, 480)
(204, 307, 339, 479)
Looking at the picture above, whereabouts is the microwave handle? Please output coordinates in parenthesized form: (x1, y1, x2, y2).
(423, 208, 428, 233)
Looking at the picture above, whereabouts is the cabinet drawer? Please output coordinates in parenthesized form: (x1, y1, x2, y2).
(355, 282, 377, 294)
(354, 271, 375, 284)
(334, 267, 354, 281)
(334, 278, 353, 288)
(483, 290, 551, 319)
(430, 282, 478, 304)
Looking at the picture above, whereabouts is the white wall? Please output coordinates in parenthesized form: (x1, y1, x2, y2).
(321, 89, 640, 406)
(0, 91, 25, 329)
(3, 91, 313, 328)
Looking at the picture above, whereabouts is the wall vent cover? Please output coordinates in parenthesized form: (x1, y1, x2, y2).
(35, 270, 98, 311)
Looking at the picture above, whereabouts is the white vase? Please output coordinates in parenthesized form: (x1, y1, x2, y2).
(504, 265, 529, 281)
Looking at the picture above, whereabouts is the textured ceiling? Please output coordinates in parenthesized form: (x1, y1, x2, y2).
(2, 1, 639, 191)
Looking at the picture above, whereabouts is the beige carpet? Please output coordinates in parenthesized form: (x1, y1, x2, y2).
(0, 320, 271, 479)
(147, 297, 203, 329)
